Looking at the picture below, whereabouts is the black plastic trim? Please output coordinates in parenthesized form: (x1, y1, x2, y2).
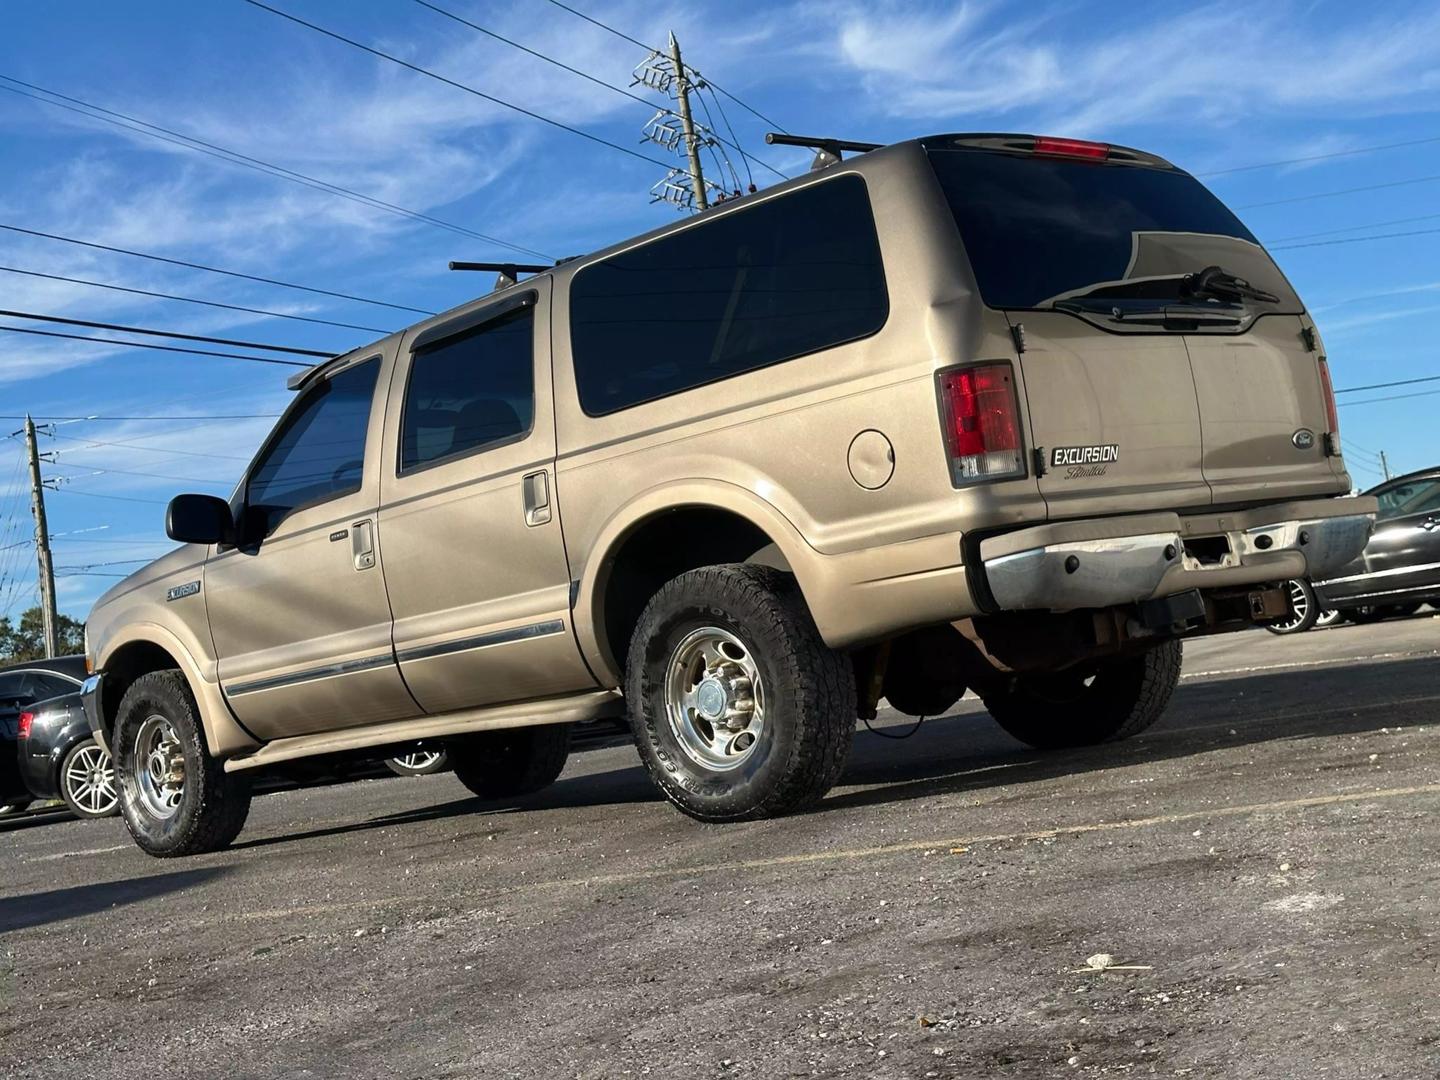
(395, 620, 566, 665)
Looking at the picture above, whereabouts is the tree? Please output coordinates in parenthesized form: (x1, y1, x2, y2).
(0, 606, 85, 663)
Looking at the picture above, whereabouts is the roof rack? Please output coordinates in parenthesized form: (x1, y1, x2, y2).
(448, 260, 552, 292)
(765, 133, 882, 172)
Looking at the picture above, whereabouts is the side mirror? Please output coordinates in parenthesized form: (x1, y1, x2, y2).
(166, 493, 235, 545)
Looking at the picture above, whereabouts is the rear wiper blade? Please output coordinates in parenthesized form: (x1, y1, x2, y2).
(1182, 264, 1279, 305)
(1054, 297, 1243, 326)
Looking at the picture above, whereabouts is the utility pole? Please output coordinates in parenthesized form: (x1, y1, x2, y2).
(1379, 450, 1392, 480)
(668, 32, 708, 210)
(23, 415, 58, 658)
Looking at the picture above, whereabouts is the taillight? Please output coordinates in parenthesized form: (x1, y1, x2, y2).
(938, 363, 1025, 483)
(17, 712, 33, 739)
(1033, 135, 1109, 160)
(1317, 359, 1340, 437)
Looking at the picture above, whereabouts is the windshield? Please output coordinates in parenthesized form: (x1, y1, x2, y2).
(929, 149, 1300, 312)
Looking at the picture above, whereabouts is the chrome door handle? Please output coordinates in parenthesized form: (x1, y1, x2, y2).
(522, 470, 551, 527)
(352, 519, 376, 570)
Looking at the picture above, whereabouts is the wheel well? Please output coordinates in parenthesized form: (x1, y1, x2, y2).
(100, 641, 183, 742)
(599, 507, 784, 675)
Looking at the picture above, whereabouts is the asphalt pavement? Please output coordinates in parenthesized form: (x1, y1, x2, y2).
(3, 616, 1439, 1079)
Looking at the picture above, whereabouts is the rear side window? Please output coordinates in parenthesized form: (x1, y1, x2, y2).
(247, 358, 379, 532)
(401, 305, 534, 472)
(570, 174, 888, 416)
(1375, 477, 1440, 520)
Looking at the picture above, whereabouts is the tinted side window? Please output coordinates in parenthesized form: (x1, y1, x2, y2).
(25, 673, 78, 700)
(401, 306, 534, 471)
(0, 674, 27, 704)
(247, 359, 379, 533)
(570, 175, 888, 416)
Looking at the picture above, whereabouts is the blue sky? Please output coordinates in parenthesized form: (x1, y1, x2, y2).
(2, 0, 1439, 618)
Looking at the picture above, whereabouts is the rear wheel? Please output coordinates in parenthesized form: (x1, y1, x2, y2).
(626, 564, 855, 822)
(1264, 580, 1319, 635)
(982, 640, 1183, 750)
(59, 737, 119, 819)
(449, 725, 570, 800)
(115, 671, 251, 857)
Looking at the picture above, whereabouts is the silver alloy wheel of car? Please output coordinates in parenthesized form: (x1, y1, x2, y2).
(1315, 607, 1344, 628)
(1271, 580, 1312, 632)
(392, 750, 444, 771)
(665, 626, 766, 772)
(63, 742, 117, 816)
(134, 714, 185, 820)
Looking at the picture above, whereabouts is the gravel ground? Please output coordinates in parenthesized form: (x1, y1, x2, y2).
(3, 616, 1439, 1079)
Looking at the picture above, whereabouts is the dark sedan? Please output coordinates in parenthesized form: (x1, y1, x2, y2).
(1315, 468, 1440, 617)
(18, 689, 117, 818)
(0, 655, 88, 815)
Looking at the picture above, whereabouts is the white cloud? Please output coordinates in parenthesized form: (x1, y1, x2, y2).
(827, 1, 1440, 136)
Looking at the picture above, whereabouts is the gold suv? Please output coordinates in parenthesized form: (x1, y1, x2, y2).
(81, 133, 1376, 857)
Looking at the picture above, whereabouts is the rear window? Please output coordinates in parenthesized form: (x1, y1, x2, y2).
(570, 174, 888, 416)
(929, 149, 1284, 310)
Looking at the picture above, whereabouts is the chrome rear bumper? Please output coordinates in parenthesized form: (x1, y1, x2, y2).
(980, 499, 1376, 613)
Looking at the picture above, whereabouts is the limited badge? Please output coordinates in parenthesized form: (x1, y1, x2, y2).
(1051, 444, 1119, 478)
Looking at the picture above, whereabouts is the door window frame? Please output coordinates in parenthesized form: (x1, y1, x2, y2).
(395, 290, 539, 479)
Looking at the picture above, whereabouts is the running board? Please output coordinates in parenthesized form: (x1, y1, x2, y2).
(223, 690, 624, 772)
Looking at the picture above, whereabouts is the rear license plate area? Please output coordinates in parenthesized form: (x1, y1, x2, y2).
(1182, 534, 1234, 568)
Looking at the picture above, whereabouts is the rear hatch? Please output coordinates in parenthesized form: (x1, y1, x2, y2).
(929, 137, 1346, 519)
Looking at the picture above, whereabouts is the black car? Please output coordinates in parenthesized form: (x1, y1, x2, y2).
(17, 688, 118, 819)
(0, 655, 89, 815)
(1314, 468, 1440, 618)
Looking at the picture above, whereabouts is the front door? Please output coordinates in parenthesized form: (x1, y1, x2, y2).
(206, 351, 417, 740)
(378, 284, 595, 714)
(1362, 475, 1440, 597)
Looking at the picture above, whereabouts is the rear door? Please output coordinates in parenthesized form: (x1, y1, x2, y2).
(929, 140, 1345, 519)
(378, 281, 595, 714)
(1358, 475, 1440, 596)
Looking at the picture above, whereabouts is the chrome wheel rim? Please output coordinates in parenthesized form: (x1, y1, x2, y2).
(393, 750, 444, 771)
(665, 626, 765, 772)
(1315, 607, 1343, 627)
(1272, 580, 1311, 631)
(134, 715, 185, 820)
(64, 743, 117, 816)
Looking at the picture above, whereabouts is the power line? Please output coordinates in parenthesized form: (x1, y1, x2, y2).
(242, 0, 674, 170)
(0, 414, 279, 422)
(0, 223, 435, 315)
(1334, 375, 1440, 395)
(540, 0, 788, 133)
(1337, 387, 1440, 407)
(0, 75, 550, 260)
(49, 432, 250, 461)
(1270, 227, 1440, 252)
(0, 324, 309, 368)
(0, 265, 392, 334)
(1268, 213, 1440, 244)
(0, 309, 334, 357)
(52, 464, 230, 486)
(411, 0, 787, 182)
(1237, 173, 1440, 210)
(49, 488, 168, 506)
(1200, 134, 1440, 177)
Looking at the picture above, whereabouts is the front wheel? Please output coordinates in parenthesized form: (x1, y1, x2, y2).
(60, 737, 119, 819)
(626, 564, 856, 823)
(982, 640, 1183, 750)
(385, 747, 450, 777)
(115, 671, 251, 857)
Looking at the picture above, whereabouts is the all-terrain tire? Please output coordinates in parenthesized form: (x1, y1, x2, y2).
(625, 564, 855, 822)
(449, 725, 571, 800)
(982, 640, 1183, 750)
(114, 670, 251, 857)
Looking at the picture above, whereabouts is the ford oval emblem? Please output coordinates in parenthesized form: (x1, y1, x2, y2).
(1292, 429, 1316, 450)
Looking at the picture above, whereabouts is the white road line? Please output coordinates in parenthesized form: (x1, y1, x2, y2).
(1182, 649, 1439, 680)
(29, 843, 132, 863)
